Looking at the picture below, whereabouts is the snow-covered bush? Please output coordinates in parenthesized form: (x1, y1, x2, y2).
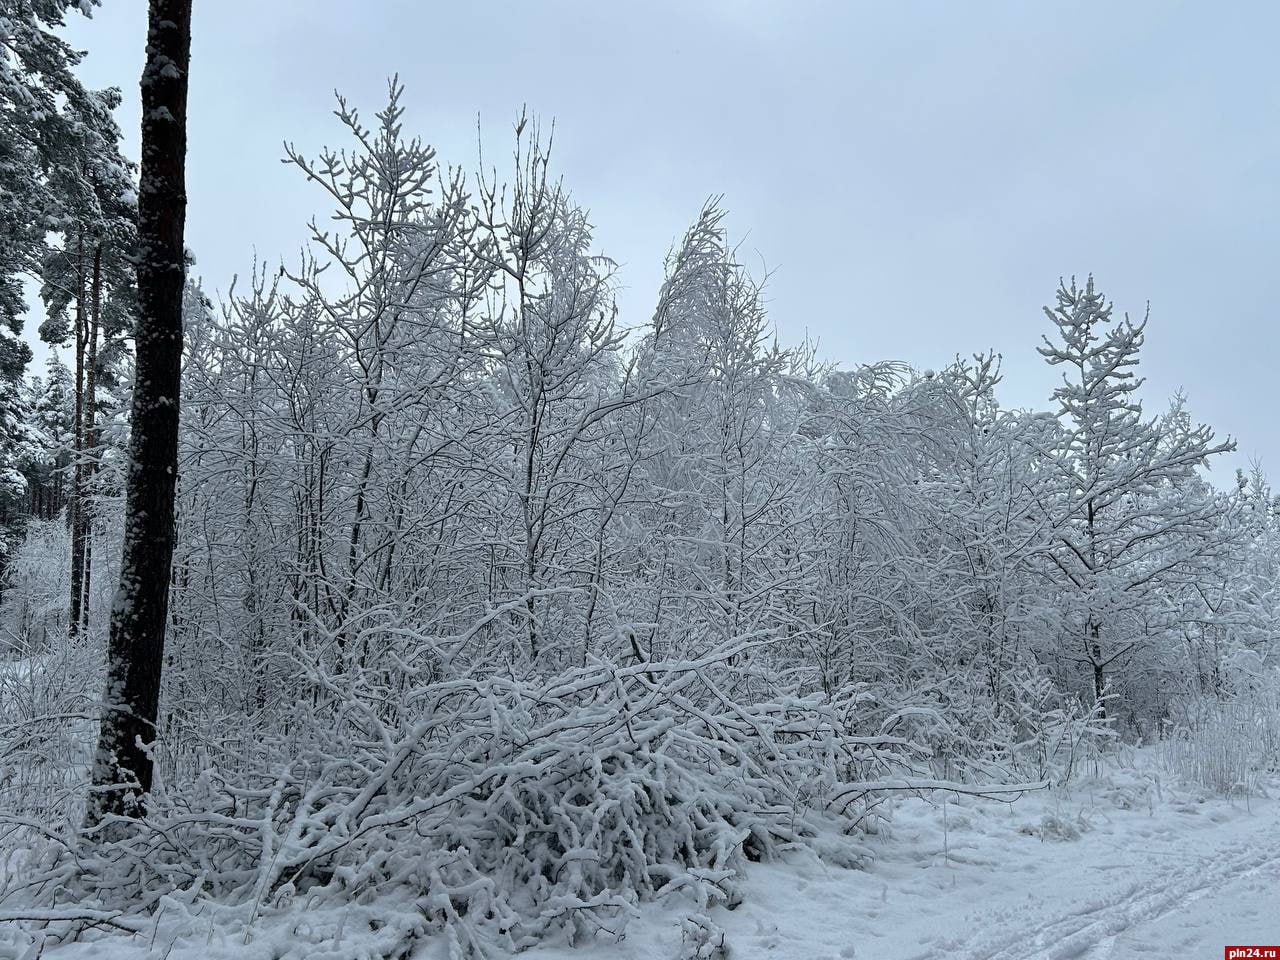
(680, 911, 729, 960)
(0, 519, 71, 653)
(891, 668, 1113, 788)
(0, 644, 98, 826)
(2, 639, 958, 957)
(1159, 674, 1280, 797)
(1001, 671, 1115, 784)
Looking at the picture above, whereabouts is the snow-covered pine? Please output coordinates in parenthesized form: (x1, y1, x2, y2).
(1037, 277, 1236, 718)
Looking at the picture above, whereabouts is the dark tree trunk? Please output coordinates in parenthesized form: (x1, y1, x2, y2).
(1090, 621, 1107, 721)
(69, 233, 85, 640)
(81, 244, 102, 633)
(85, 0, 192, 827)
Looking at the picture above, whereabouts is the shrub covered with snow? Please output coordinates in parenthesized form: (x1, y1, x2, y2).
(1, 640, 962, 957)
(1159, 676, 1280, 798)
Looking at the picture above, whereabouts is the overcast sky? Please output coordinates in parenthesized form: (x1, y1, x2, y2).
(35, 0, 1280, 480)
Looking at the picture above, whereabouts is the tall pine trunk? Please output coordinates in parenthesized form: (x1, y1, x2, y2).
(80, 244, 102, 633)
(69, 233, 86, 640)
(85, 0, 192, 827)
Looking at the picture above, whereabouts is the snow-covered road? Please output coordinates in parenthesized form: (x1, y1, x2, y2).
(739, 779, 1277, 960)
(949, 801, 1280, 960)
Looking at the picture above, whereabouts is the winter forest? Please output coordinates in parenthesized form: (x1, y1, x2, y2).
(2, 3, 1279, 959)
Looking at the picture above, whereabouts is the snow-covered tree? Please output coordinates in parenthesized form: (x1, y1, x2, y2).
(1036, 276, 1234, 716)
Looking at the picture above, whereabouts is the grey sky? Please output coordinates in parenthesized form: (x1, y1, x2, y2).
(38, 0, 1280, 480)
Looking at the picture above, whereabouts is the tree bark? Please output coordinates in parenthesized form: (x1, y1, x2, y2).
(85, 0, 191, 827)
(81, 244, 102, 633)
(1089, 621, 1107, 721)
(69, 233, 85, 640)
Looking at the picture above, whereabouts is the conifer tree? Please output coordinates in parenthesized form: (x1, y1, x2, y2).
(1038, 276, 1233, 715)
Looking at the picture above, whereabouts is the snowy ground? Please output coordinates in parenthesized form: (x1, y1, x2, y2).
(534, 750, 1280, 960)
(15, 749, 1280, 960)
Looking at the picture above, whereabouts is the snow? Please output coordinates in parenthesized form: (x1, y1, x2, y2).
(15, 748, 1278, 960)
(526, 754, 1280, 960)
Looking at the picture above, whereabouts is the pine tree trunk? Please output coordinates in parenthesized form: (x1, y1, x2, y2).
(81, 244, 102, 633)
(85, 0, 191, 827)
(69, 233, 86, 640)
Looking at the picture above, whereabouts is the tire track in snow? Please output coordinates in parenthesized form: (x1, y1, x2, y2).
(944, 812, 1280, 960)
(1079, 853, 1280, 960)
